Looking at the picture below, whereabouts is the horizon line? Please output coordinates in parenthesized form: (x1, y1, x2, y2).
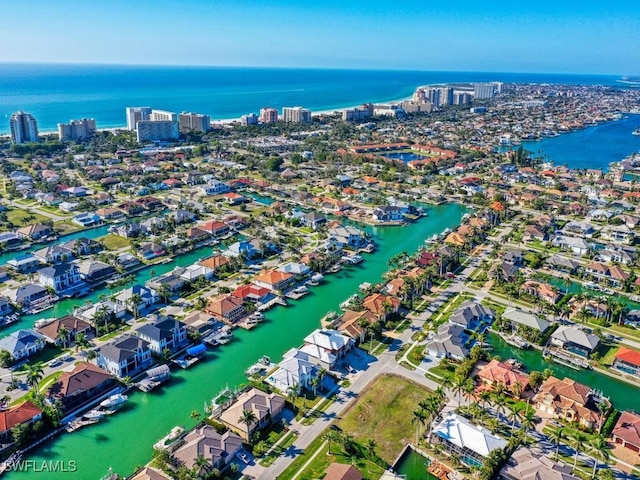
(0, 60, 632, 78)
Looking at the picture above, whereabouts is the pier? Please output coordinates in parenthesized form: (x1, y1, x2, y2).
(542, 348, 591, 370)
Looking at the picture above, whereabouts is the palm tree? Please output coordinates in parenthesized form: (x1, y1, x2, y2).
(588, 434, 609, 479)
(452, 376, 466, 408)
(411, 408, 427, 444)
(494, 394, 507, 420)
(479, 390, 492, 411)
(56, 326, 70, 349)
(157, 283, 172, 304)
(323, 430, 340, 455)
(239, 409, 258, 437)
(92, 304, 111, 334)
(26, 362, 45, 395)
(127, 293, 143, 320)
(310, 376, 320, 396)
(570, 431, 587, 473)
(521, 405, 536, 444)
(193, 455, 210, 477)
(548, 425, 564, 460)
(508, 407, 522, 430)
(190, 410, 201, 424)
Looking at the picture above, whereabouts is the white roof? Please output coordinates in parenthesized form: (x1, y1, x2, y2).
(433, 412, 507, 457)
(304, 328, 352, 351)
(299, 343, 336, 365)
(551, 325, 600, 350)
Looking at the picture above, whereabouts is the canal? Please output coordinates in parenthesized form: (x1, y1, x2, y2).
(487, 332, 639, 412)
(8, 203, 467, 479)
(394, 448, 438, 480)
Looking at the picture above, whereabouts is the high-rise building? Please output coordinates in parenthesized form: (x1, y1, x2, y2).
(136, 120, 179, 143)
(453, 92, 473, 105)
(259, 108, 279, 124)
(342, 104, 374, 121)
(9, 111, 39, 144)
(150, 109, 178, 122)
(178, 112, 211, 133)
(474, 83, 496, 99)
(438, 87, 454, 106)
(240, 113, 258, 126)
(126, 107, 152, 131)
(282, 107, 312, 123)
(58, 118, 96, 142)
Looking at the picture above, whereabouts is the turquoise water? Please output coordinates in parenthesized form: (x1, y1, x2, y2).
(394, 448, 438, 480)
(246, 192, 275, 205)
(522, 114, 640, 170)
(7, 203, 467, 479)
(384, 152, 430, 162)
(0, 64, 627, 133)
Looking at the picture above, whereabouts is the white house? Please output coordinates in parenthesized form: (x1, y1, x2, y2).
(134, 318, 188, 354)
(0, 329, 46, 361)
(200, 179, 231, 196)
(97, 334, 153, 378)
(265, 353, 318, 394)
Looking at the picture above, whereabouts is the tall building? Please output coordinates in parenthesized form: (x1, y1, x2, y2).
(282, 107, 311, 123)
(342, 104, 374, 121)
(240, 113, 258, 126)
(474, 83, 496, 99)
(125, 107, 152, 131)
(150, 109, 178, 122)
(136, 120, 179, 143)
(438, 87, 454, 106)
(178, 112, 211, 133)
(9, 111, 39, 144)
(259, 108, 278, 124)
(58, 118, 96, 142)
(453, 92, 473, 105)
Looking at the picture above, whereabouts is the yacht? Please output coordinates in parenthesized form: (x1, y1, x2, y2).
(633, 128, 640, 136)
(99, 393, 128, 409)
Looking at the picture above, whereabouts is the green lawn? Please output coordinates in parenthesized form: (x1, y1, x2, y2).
(98, 233, 132, 250)
(4, 208, 48, 229)
(338, 374, 432, 463)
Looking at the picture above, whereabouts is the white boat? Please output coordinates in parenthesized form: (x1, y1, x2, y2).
(359, 282, 372, 292)
(632, 128, 640, 136)
(83, 409, 105, 420)
(99, 393, 128, 409)
(340, 294, 359, 310)
(34, 318, 56, 329)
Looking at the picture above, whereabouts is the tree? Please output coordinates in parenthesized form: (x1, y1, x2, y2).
(323, 430, 340, 455)
(0, 349, 14, 368)
(127, 293, 143, 320)
(521, 406, 536, 444)
(411, 408, 427, 444)
(56, 326, 70, 349)
(548, 425, 564, 460)
(190, 410, 201, 424)
(239, 408, 258, 435)
(588, 434, 610, 479)
(26, 362, 45, 395)
(528, 370, 544, 390)
(157, 283, 172, 304)
(571, 432, 587, 473)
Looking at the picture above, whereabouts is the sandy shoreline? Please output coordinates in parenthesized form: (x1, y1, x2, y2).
(0, 95, 416, 137)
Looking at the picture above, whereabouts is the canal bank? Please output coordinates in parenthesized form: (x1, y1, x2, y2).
(487, 332, 639, 412)
(6, 202, 468, 480)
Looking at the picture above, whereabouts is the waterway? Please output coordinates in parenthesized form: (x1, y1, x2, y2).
(7, 203, 467, 479)
(487, 332, 638, 412)
(394, 448, 438, 480)
(383, 152, 430, 163)
(521, 113, 640, 171)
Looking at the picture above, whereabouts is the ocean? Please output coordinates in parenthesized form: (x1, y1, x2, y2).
(0, 63, 628, 134)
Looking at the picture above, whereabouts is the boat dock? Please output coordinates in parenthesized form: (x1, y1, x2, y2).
(543, 348, 591, 370)
(135, 364, 171, 392)
(256, 296, 287, 311)
(285, 286, 309, 300)
(503, 335, 531, 349)
(172, 344, 206, 368)
(203, 327, 234, 346)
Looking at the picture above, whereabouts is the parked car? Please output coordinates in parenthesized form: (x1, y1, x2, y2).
(236, 452, 250, 464)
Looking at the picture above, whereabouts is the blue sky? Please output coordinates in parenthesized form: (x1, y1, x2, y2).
(1, 0, 638, 74)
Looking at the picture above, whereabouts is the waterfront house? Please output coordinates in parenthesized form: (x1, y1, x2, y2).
(501, 446, 580, 480)
(37, 262, 86, 295)
(173, 425, 243, 471)
(277, 262, 312, 280)
(0, 329, 46, 361)
(204, 294, 246, 323)
(73, 212, 102, 227)
(430, 412, 507, 468)
(549, 326, 600, 357)
(0, 232, 25, 250)
(16, 223, 53, 241)
(110, 222, 143, 238)
(372, 206, 404, 222)
(176, 264, 214, 283)
(136, 196, 164, 210)
(0, 401, 44, 443)
(134, 318, 188, 354)
(97, 334, 153, 378)
(219, 388, 286, 440)
(337, 310, 378, 343)
(502, 308, 550, 336)
(47, 362, 116, 410)
(60, 237, 103, 256)
(550, 235, 590, 256)
(449, 301, 494, 331)
(137, 242, 165, 260)
(36, 315, 93, 346)
(78, 260, 116, 283)
(8, 284, 49, 308)
(199, 255, 231, 273)
(612, 411, 640, 454)
(520, 280, 561, 304)
(303, 211, 327, 230)
(117, 252, 141, 269)
(223, 240, 261, 260)
(232, 284, 272, 304)
(612, 347, 640, 376)
(477, 360, 529, 396)
(0, 297, 14, 319)
(601, 225, 635, 245)
(327, 225, 367, 249)
(115, 285, 159, 311)
(303, 328, 354, 368)
(7, 254, 42, 274)
(34, 244, 77, 265)
(266, 353, 318, 394)
(545, 255, 580, 274)
(96, 207, 125, 221)
(253, 270, 295, 292)
(532, 376, 602, 430)
(426, 324, 469, 360)
(362, 293, 401, 321)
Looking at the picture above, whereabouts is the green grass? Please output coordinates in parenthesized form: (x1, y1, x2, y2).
(4, 208, 48, 228)
(338, 374, 432, 463)
(98, 233, 132, 250)
(12, 346, 64, 371)
(301, 392, 339, 426)
(259, 431, 298, 467)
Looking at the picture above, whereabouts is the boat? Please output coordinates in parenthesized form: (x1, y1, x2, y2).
(360, 242, 375, 253)
(83, 409, 106, 420)
(99, 393, 128, 409)
(341, 254, 363, 265)
(340, 294, 359, 310)
(633, 128, 640, 136)
(34, 318, 56, 329)
(203, 328, 233, 346)
(359, 282, 372, 292)
(425, 234, 439, 245)
(306, 273, 324, 286)
(504, 335, 531, 349)
(286, 285, 309, 299)
(505, 358, 523, 369)
(66, 417, 100, 433)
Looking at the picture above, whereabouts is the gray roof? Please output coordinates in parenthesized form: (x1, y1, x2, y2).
(0, 329, 45, 356)
(551, 325, 600, 351)
(503, 308, 550, 332)
(173, 426, 242, 469)
(37, 262, 78, 278)
(136, 319, 185, 342)
(449, 301, 494, 328)
(427, 323, 469, 358)
(99, 335, 150, 363)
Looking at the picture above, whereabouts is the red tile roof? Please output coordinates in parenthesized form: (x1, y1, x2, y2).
(0, 401, 43, 432)
(615, 347, 640, 367)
